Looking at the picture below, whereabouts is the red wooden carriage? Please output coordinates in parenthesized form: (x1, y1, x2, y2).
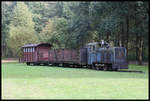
(21, 43, 52, 65)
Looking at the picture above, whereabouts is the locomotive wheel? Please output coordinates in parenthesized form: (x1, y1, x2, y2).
(103, 65, 108, 71)
(92, 64, 96, 70)
(95, 67, 99, 70)
(108, 67, 112, 71)
(87, 65, 92, 69)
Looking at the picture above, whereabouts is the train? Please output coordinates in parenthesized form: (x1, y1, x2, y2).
(20, 41, 128, 71)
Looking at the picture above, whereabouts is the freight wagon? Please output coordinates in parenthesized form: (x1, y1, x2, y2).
(48, 48, 87, 67)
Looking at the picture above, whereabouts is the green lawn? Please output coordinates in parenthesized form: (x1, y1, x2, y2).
(2, 63, 149, 99)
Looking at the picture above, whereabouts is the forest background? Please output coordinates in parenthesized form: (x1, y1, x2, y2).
(1, 1, 149, 65)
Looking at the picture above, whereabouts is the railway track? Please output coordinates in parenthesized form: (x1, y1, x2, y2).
(56, 65, 145, 73)
(110, 70, 145, 73)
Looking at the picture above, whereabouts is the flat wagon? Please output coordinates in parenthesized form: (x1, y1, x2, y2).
(48, 48, 87, 67)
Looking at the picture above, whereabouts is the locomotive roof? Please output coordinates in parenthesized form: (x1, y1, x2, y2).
(22, 43, 52, 48)
(87, 42, 99, 46)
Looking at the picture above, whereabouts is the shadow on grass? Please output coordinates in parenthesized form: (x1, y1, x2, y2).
(2, 63, 148, 79)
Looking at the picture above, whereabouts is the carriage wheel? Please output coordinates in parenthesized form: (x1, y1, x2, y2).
(113, 68, 118, 71)
(44, 63, 48, 66)
(26, 62, 30, 65)
(95, 67, 100, 70)
(103, 65, 108, 71)
(33, 63, 40, 66)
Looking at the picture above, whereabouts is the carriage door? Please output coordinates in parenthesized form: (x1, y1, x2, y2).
(42, 48, 49, 61)
(38, 48, 49, 61)
(37, 51, 43, 61)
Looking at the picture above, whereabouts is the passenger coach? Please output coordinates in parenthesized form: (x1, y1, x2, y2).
(21, 43, 52, 65)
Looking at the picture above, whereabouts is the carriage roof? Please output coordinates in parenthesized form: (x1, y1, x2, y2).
(22, 43, 52, 48)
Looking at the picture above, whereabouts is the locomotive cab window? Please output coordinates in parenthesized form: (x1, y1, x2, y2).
(87, 45, 92, 52)
(93, 45, 96, 51)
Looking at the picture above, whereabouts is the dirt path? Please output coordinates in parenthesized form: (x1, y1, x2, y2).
(2, 58, 18, 63)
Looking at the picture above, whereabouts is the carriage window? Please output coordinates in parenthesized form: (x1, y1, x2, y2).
(32, 48, 34, 52)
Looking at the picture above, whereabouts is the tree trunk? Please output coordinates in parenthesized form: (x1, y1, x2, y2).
(138, 39, 143, 65)
(2, 45, 5, 58)
(99, 32, 101, 41)
(126, 15, 129, 62)
(106, 31, 110, 43)
(121, 22, 125, 47)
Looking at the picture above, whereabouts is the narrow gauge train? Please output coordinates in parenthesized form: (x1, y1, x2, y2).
(21, 41, 128, 71)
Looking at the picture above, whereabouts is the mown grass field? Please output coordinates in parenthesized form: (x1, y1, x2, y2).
(2, 62, 149, 99)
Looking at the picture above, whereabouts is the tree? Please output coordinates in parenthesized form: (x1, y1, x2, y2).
(2, 1, 148, 64)
(2, 2, 16, 57)
(8, 2, 38, 57)
(39, 16, 68, 48)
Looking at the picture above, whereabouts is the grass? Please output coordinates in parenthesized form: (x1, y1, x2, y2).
(2, 62, 149, 99)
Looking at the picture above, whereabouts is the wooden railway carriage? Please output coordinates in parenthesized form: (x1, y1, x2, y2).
(22, 43, 52, 65)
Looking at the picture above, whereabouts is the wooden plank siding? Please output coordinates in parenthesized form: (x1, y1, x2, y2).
(22, 43, 52, 63)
